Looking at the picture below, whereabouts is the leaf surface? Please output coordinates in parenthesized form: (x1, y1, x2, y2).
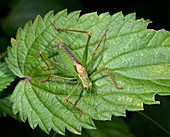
(0, 62, 15, 93)
(6, 10, 170, 134)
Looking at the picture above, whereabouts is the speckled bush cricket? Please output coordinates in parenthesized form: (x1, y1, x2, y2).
(38, 22, 123, 116)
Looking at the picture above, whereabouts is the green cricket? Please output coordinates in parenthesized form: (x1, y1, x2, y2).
(38, 22, 123, 116)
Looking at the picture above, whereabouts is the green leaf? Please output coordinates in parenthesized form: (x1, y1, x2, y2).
(6, 9, 170, 135)
(0, 96, 17, 119)
(0, 62, 15, 93)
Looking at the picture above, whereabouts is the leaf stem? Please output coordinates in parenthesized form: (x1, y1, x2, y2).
(138, 111, 170, 136)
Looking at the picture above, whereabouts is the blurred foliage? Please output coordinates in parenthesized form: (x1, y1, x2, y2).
(127, 96, 170, 137)
(0, 0, 83, 53)
(5, 0, 83, 31)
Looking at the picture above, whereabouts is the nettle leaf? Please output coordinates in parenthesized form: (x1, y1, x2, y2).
(0, 96, 17, 118)
(6, 9, 170, 135)
(0, 62, 15, 93)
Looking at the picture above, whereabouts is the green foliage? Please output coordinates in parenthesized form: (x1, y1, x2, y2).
(0, 97, 17, 119)
(6, 9, 170, 135)
(0, 62, 16, 118)
(0, 62, 15, 93)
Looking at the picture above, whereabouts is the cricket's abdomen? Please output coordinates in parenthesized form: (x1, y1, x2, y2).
(58, 42, 78, 65)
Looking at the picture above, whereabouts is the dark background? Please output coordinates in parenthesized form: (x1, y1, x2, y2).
(0, 0, 170, 137)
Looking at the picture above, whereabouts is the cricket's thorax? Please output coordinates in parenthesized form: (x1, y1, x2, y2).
(75, 63, 92, 89)
(75, 63, 86, 74)
(58, 42, 92, 89)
